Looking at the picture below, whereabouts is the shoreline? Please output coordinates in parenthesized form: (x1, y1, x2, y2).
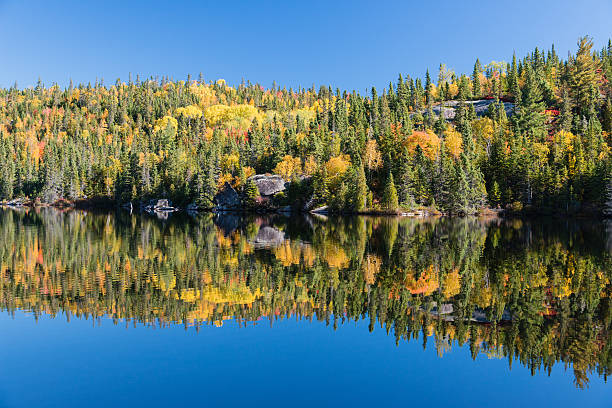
(0, 198, 608, 219)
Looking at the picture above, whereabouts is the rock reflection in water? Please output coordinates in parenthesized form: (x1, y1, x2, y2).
(0, 208, 610, 389)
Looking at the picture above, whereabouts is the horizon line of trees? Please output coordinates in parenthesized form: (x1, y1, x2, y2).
(1, 36, 611, 214)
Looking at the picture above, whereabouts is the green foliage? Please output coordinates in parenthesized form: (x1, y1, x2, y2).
(348, 163, 368, 212)
(381, 172, 399, 211)
(0, 37, 610, 214)
(0, 209, 609, 388)
(243, 179, 259, 208)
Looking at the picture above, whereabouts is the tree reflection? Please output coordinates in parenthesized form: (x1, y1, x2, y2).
(0, 208, 609, 388)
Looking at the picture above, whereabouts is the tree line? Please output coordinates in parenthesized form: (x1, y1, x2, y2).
(1, 37, 611, 214)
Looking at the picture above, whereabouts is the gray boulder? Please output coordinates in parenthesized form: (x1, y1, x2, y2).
(303, 195, 317, 211)
(311, 205, 329, 214)
(248, 174, 286, 197)
(6, 198, 27, 207)
(144, 199, 176, 213)
(214, 214, 242, 235)
(253, 226, 285, 247)
(213, 182, 241, 211)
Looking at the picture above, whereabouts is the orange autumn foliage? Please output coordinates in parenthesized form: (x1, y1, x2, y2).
(405, 130, 440, 160)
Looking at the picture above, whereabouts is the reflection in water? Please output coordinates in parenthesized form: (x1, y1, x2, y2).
(0, 208, 610, 389)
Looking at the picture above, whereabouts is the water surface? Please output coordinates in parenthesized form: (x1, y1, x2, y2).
(0, 209, 610, 407)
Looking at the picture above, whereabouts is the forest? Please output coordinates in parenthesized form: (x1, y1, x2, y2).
(1, 37, 611, 215)
(0, 208, 609, 388)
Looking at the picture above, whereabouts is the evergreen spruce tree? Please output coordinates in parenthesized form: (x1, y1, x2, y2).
(559, 89, 573, 132)
(425, 69, 432, 105)
(490, 180, 501, 207)
(397, 147, 416, 207)
(472, 59, 481, 98)
(350, 162, 368, 212)
(434, 144, 455, 211)
(243, 179, 260, 208)
(381, 171, 399, 211)
(602, 97, 612, 133)
(0, 141, 15, 200)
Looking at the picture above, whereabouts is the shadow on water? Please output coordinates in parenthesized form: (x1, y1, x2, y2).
(0, 207, 610, 389)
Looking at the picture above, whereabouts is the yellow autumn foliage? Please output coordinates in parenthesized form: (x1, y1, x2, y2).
(274, 155, 302, 180)
(323, 244, 349, 269)
(472, 117, 495, 143)
(303, 155, 318, 176)
(153, 115, 178, 136)
(204, 104, 260, 129)
(442, 268, 461, 298)
(553, 130, 575, 152)
(324, 154, 351, 184)
(443, 128, 463, 159)
(363, 255, 382, 285)
(364, 139, 383, 170)
(175, 105, 203, 120)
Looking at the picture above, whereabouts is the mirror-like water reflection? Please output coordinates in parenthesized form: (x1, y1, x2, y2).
(0, 208, 610, 391)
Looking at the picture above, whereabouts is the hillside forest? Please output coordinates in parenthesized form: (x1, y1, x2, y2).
(1, 37, 612, 215)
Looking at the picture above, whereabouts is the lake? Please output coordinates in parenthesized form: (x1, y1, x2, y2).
(0, 208, 610, 407)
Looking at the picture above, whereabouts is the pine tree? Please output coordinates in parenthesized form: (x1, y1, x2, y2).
(381, 171, 399, 211)
(243, 179, 260, 208)
(0, 141, 15, 200)
(569, 36, 601, 117)
(559, 89, 573, 131)
(457, 120, 487, 213)
(433, 144, 455, 211)
(397, 147, 416, 206)
(602, 97, 612, 133)
(513, 65, 546, 141)
(472, 59, 481, 98)
(490, 180, 501, 207)
(425, 69, 432, 105)
(350, 162, 368, 212)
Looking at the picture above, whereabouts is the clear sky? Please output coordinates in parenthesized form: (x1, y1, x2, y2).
(0, 0, 611, 92)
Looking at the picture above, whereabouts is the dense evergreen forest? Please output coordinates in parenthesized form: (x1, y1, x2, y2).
(1, 37, 612, 214)
(0, 209, 609, 388)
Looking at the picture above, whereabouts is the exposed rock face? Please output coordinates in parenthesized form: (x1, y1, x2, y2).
(311, 205, 328, 214)
(303, 195, 317, 211)
(6, 198, 27, 207)
(421, 99, 515, 120)
(248, 175, 286, 197)
(143, 199, 176, 213)
(214, 213, 242, 235)
(253, 226, 285, 247)
(213, 182, 241, 211)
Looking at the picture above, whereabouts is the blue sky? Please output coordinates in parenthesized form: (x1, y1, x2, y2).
(0, 0, 611, 92)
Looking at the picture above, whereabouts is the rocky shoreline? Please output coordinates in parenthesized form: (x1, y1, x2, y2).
(2, 172, 604, 219)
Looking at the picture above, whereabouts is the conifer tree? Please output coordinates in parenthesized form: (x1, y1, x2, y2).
(349, 162, 368, 212)
(243, 179, 260, 208)
(397, 147, 415, 207)
(472, 59, 481, 98)
(381, 171, 399, 211)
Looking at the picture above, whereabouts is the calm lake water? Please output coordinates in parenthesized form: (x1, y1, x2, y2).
(0, 208, 610, 407)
